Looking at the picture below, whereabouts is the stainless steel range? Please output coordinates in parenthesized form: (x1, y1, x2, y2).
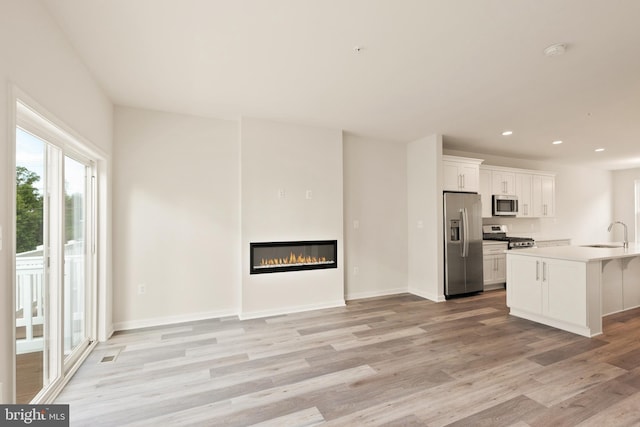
(482, 225, 535, 249)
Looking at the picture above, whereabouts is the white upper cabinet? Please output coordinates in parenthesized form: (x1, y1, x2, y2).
(515, 173, 533, 217)
(480, 165, 555, 218)
(479, 168, 492, 218)
(532, 174, 555, 217)
(491, 170, 516, 195)
(442, 155, 483, 192)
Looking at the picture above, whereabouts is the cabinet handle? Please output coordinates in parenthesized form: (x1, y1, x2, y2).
(542, 262, 547, 281)
(536, 261, 540, 281)
(459, 174, 462, 188)
(503, 181, 507, 193)
(462, 174, 465, 188)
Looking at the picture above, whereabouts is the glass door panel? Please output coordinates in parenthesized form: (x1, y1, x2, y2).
(15, 128, 47, 403)
(63, 155, 89, 362)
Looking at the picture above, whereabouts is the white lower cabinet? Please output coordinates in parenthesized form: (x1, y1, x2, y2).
(543, 259, 586, 326)
(507, 256, 542, 313)
(507, 255, 587, 329)
(483, 242, 507, 289)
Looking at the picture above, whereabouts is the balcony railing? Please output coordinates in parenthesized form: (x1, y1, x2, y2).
(16, 251, 84, 355)
(16, 257, 44, 354)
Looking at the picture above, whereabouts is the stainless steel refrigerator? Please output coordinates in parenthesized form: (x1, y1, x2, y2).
(444, 192, 484, 297)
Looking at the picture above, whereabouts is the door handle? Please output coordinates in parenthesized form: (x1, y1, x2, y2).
(460, 208, 469, 257)
(460, 209, 465, 257)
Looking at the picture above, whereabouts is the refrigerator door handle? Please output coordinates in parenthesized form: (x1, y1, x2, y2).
(459, 209, 465, 257)
(461, 208, 470, 258)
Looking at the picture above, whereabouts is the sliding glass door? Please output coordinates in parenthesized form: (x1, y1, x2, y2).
(15, 102, 95, 403)
(63, 155, 91, 366)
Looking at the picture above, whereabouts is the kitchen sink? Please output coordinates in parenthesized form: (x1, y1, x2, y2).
(581, 244, 624, 248)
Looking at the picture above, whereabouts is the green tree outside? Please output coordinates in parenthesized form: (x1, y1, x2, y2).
(16, 166, 44, 253)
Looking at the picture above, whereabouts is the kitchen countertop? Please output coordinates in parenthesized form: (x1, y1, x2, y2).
(506, 242, 640, 262)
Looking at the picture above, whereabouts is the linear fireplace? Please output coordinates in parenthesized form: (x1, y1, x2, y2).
(250, 240, 338, 274)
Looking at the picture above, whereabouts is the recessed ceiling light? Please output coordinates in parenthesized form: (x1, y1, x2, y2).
(552, 140, 563, 145)
(595, 148, 605, 152)
(502, 131, 513, 136)
(544, 43, 567, 57)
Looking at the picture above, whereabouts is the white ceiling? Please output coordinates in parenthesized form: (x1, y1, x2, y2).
(41, 0, 640, 169)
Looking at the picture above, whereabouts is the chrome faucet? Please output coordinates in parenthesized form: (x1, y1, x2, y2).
(608, 221, 629, 249)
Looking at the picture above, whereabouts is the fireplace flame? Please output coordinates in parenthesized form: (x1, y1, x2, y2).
(260, 252, 328, 267)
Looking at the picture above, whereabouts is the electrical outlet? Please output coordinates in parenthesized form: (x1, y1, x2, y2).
(353, 220, 359, 229)
(277, 189, 285, 199)
(138, 284, 146, 295)
(305, 190, 313, 199)
(353, 266, 359, 275)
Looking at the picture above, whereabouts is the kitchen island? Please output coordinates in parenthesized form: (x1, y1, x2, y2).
(506, 243, 640, 337)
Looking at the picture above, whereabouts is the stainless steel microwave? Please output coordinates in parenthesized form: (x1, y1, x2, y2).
(492, 195, 518, 216)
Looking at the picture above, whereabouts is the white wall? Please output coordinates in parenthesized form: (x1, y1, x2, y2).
(407, 134, 444, 301)
(240, 118, 344, 317)
(612, 168, 640, 242)
(343, 134, 408, 300)
(0, 0, 113, 403)
(113, 107, 239, 329)
(446, 149, 613, 245)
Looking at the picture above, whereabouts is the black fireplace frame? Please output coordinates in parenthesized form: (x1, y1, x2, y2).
(250, 240, 338, 274)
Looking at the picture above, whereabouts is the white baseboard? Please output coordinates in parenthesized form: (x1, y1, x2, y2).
(113, 309, 237, 331)
(240, 300, 345, 320)
(408, 287, 445, 302)
(345, 287, 408, 301)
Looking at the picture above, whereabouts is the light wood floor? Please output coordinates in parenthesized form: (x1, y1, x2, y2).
(56, 290, 640, 426)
